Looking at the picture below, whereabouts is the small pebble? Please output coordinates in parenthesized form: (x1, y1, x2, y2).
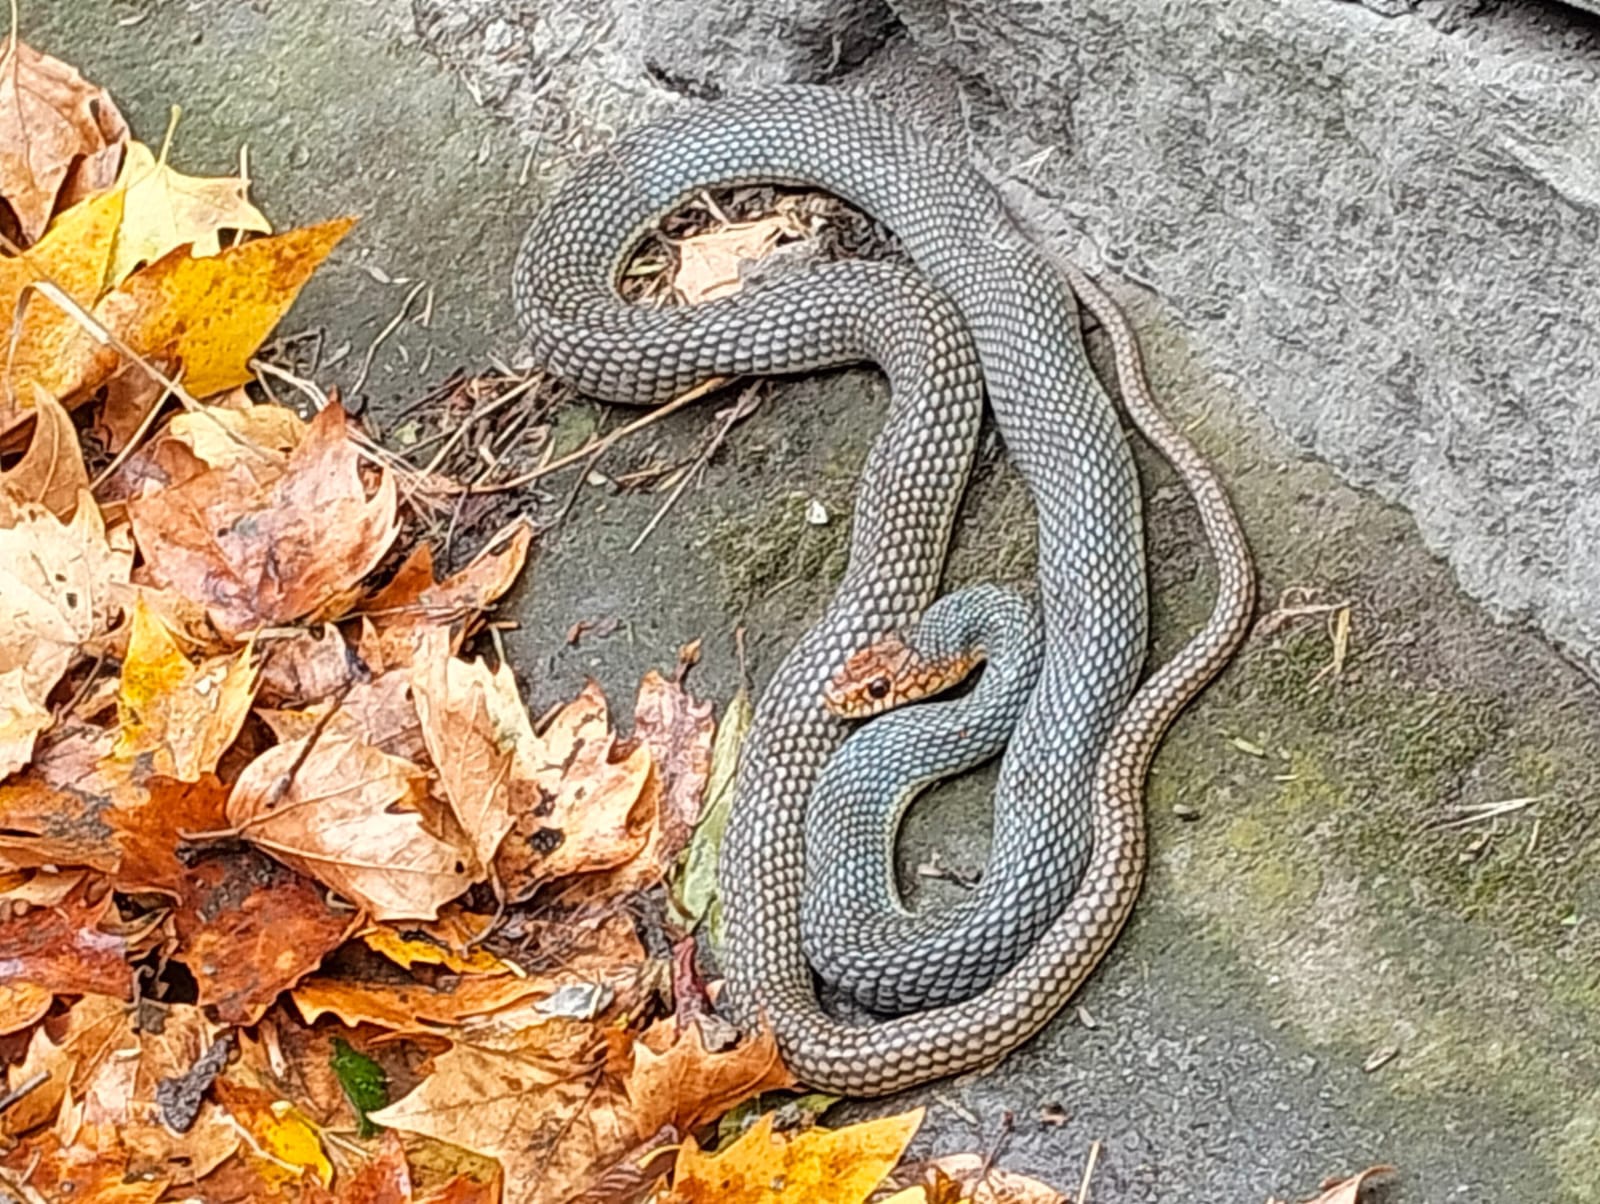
(1172, 803, 1201, 821)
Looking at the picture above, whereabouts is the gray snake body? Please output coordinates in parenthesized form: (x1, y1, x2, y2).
(801, 583, 1046, 1014)
(514, 85, 1254, 1096)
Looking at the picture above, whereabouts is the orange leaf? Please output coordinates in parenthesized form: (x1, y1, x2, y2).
(128, 402, 399, 639)
(113, 597, 258, 780)
(624, 1014, 796, 1139)
(0, 886, 132, 1000)
(0, 981, 51, 1036)
(290, 973, 550, 1033)
(108, 773, 232, 894)
(495, 681, 655, 901)
(0, 725, 141, 871)
(173, 851, 362, 1025)
(359, 909, 516, 976)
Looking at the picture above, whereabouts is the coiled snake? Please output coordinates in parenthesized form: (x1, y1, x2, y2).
(514, 85, 1255, 1096)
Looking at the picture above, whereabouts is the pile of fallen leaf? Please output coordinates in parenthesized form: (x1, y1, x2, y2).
(0, 33, 1397, 1204)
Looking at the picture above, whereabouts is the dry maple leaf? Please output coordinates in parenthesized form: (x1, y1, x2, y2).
(0, 488, 131, 774)
(627, 669, 716, 877)
(0, 384, 89, 516)
(410, 626, 521, 877)
(673, 211, 808, 305)
(496, 680, 655, 901)
(0, 992, 128, 1139)
(661, 1108, 925, 1204)
(129, 402, 399, 639)
(0, 884, 133, 1000)
(369, 1012, 637, 1204)
(75, 1003, 242, 1185)
(0, 41, 128, 244)
(360, 515, 535, 635)
(622, 1014, 796, 1140)
(164, 394, 308, 471)
(114, 597, 258, 780)
(1271, 1166, 1397, 1204)
(0, 724, 143, 872)
(257, 624, 364, 709)
(108, 138, 273, 282)
(227, 728, 473, 921)
(257, 668, 428, 767)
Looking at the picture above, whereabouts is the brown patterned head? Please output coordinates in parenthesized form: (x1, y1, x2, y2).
(822, 632, 980, 719)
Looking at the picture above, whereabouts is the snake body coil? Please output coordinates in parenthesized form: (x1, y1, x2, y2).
(514, 86, 1254, 1096)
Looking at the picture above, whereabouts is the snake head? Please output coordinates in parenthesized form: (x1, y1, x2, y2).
(822, 633, 978, 719)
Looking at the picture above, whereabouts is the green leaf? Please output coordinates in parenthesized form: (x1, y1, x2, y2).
(669, 685, 751, 946)
(331, 1037, 388, 1138)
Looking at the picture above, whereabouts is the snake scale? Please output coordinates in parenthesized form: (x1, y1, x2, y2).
(514, 85, 1255, 1096)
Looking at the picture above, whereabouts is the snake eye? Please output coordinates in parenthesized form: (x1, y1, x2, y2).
(867, 677, 891, 701)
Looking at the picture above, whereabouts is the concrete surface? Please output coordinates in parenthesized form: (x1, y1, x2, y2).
(33, 2, 1600, 1202)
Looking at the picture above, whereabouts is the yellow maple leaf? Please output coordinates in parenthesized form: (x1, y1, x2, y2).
(663, 1108, 925, 1204)
(53, 215, 355, 403)
(0, 188, 124, 414)
(113, 598, 258, 781)
(358, 912, 516, 976)
(109, 139, 273, 283)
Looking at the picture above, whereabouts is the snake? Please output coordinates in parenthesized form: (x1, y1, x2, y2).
(801, 582, 1046, 1014)
(513, 84, 1255, 1096)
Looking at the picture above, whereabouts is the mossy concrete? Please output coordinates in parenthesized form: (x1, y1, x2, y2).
(35, 3, 1600, 1201)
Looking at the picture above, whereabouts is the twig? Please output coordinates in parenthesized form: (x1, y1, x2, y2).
(0, 1070, 47, 1116)
(628, 384, 763, 553)
(1428, 795, 1548, 831)
(467, 375, 730, 494)
(350, 279, 427, 397)
(1076, 1139, 1102, 1204)
(422, 372, 542, 475)
(251, 355, 330, 410)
